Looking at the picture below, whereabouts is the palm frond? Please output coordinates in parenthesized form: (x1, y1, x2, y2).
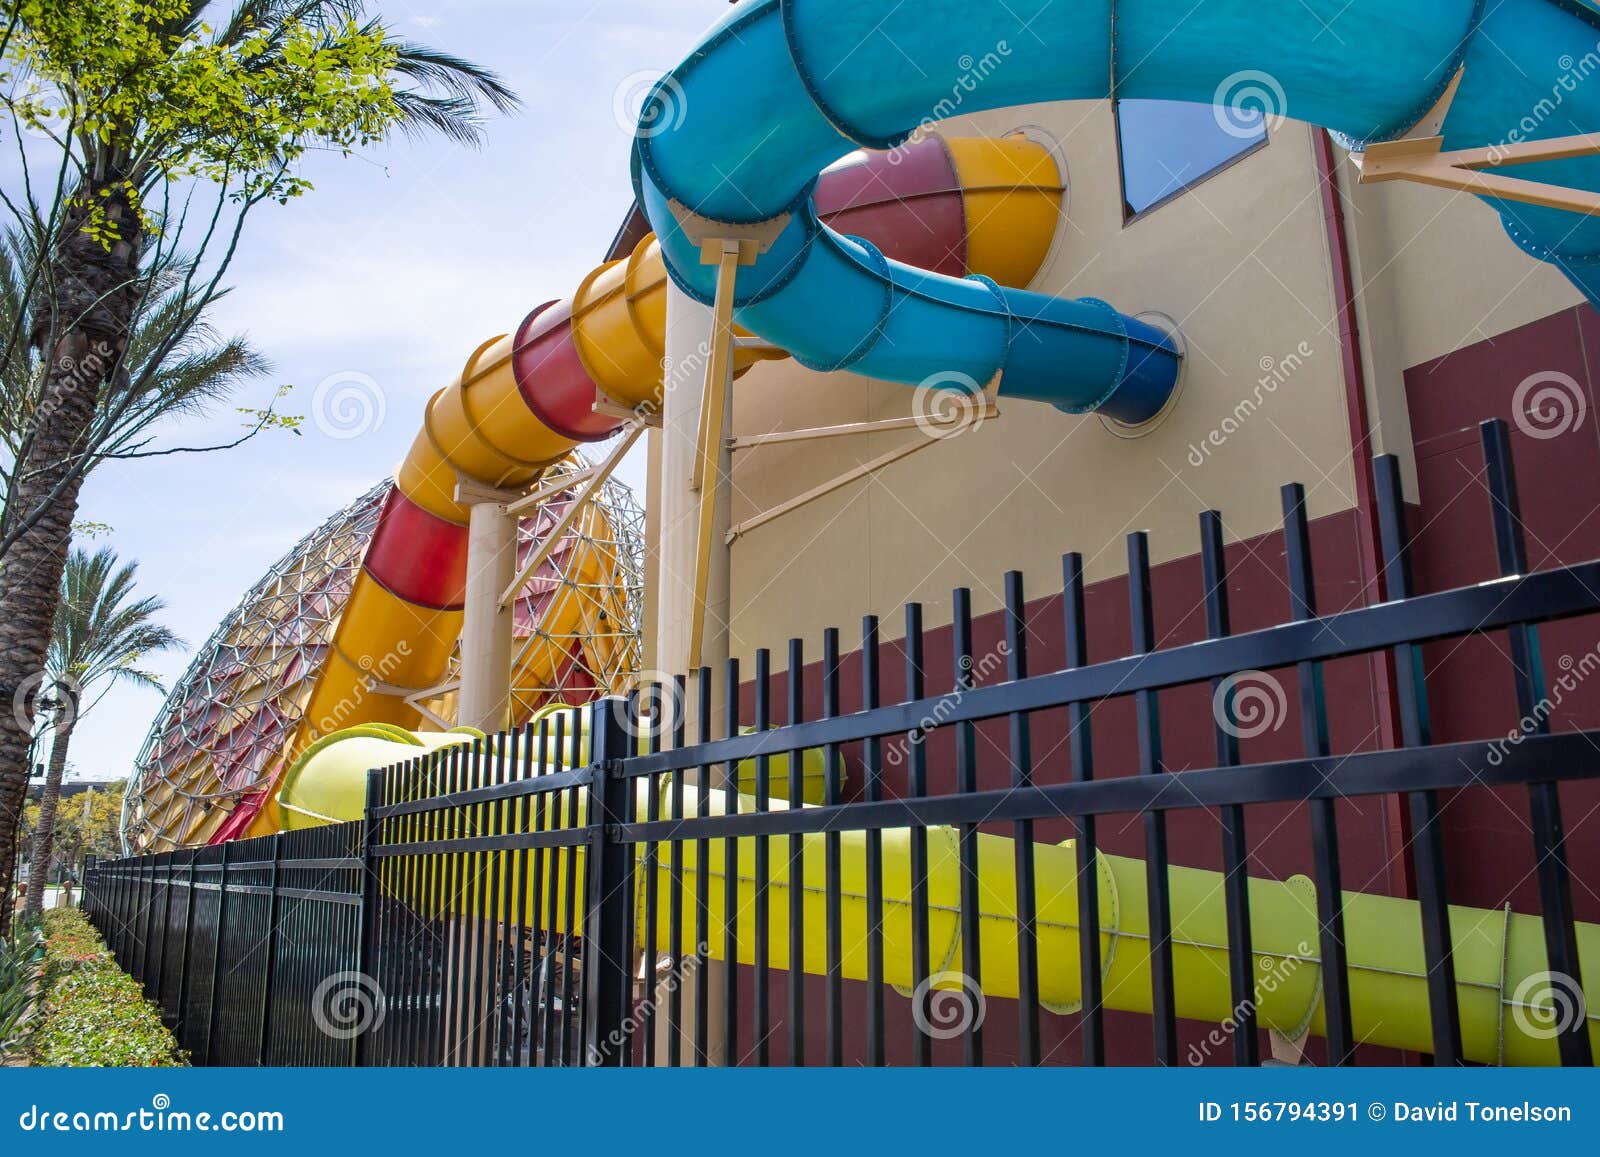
(384, 37, 520, 148)
(47, 548, 182, 709)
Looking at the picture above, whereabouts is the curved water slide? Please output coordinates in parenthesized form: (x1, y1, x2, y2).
(229, 131, 1069, 839)
(635, 0, 1600, 417)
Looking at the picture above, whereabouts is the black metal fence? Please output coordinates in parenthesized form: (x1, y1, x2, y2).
(85, 823, 364, 1065)
(85, 423, 1599, 1067)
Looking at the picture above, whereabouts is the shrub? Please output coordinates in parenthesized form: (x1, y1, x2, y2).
(29, 907, 186, 1067)
(0, 919, 45, 1061)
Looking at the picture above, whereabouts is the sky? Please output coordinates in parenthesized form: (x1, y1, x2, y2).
(57, 0, 727, 782)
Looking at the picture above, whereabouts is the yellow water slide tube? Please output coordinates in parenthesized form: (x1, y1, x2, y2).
(279, 727, 1598, 1066)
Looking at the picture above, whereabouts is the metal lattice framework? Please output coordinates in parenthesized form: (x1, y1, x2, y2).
(122, 449, 646, 852)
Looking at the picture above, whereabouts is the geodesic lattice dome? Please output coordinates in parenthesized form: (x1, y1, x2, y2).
(122, 450, 645, 852)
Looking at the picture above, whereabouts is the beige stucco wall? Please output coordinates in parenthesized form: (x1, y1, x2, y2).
(1349, 172, 1584, 375)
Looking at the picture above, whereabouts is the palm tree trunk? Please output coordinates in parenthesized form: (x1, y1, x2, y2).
(23, 710, 72, 921)
(0, 179, 142, 937)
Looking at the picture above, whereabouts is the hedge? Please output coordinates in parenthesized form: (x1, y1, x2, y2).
(30, 907, 187, 1067)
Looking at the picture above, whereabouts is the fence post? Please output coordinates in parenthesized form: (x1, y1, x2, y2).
(175, 850, 198, 1047)
(153, 857, 174, 1007)
(204, 841, 231, 1067)
(139, 859, 157, 988)
(353, 768, 382, 1067)
(583, 698, 634, 1067)
(256, 833, 284, 1065)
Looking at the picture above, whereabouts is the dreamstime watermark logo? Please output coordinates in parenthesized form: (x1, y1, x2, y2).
(1488, 44, 1600, 163)
(15, 84, 73, 144)
(912, 370, 989, 440)
(912, 971, 986, 1039)
(312, 971, 386, 1040)
(1187, 342, 1313, 466)
(622, 668, 688, 741)
(12, 672, 81, 733)
(587, 943, 708, 1064)
(34, 339, 118, 426)
(1213, 70, 1288, 139)
(1186, 942, 1312, 1065)
(1512, 370, 1586, 440)
(614, 70, 688, 138)
(1509, 970, 1587, 1040)
(884, 640, 1009, 768)
(1486, 640, 1600, 766)
(314, 640, 412, 735)
(16, 1093, 284, 1134)
(1212, 671, 1288, 740)
(312, 371, 385, 439)
(888, 42, 1013, 164)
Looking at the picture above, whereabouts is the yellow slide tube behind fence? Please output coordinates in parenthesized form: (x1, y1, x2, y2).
(290, 730, 1599, 1066)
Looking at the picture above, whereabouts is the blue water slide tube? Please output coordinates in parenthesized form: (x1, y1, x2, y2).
(633, 0, 1600, 422)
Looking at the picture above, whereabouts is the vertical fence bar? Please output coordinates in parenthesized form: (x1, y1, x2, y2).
(786, 636, 806, 1067)
(822, 627, 844, 1067)
(1005, 571, 1041, 1066)
(1128, 533, 1177, 1065)
(536, 719, 559, 1067)
(951, 588, 984, 1067)
(494, 733, 516, 1067)
(861, 615, 886, 1067)
(667, 683, 685, 1067)
(204, 841, 231, 1067)
(441, 745, 465, 1066)
(905, 603, 932, 1067)
(140, 858, 157, 988)
(257, 833, 284, 1066)
(1479, 419, 1591, 1067)
(722, 658, 741, 1067)
(637, 704, 659, 1067)
(153, 857, 173, 1006)
(355, 770, 382, 1067)
(176, 850, 197, 1044)
(426, 749, 449, 1066)
(753, 649, 773, 1068)
(559, 715, 581, 1066)
(694, 665, 712, 1066)
(1063, 553, 1104, 1066)
(585, 698, 634, 1067)
(1199, 511, 1259, 1067)
(1281, 484, 1355, 1065)
(1374, 453, 1463, 1065)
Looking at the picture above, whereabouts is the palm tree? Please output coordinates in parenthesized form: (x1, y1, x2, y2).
(0, 2, 519, 934)
(0, 224, 276, 514)
(23, 549, 179, 920)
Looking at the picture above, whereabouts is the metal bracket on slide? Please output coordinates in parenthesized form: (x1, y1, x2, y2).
(452, 476, 528, 507)
(724, 371, 1002, 545)
(1352, 133, 1600, 214)
(1349, 65, 1600, 215)
(593, 387, 661, 428)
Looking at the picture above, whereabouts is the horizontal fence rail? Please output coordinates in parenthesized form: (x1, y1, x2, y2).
(84, 427, 1600, 1067)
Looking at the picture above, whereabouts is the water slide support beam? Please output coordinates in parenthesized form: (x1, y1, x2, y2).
(457, 479, 522, 732)
(686, 240, 743, 672)
(655, 278, 734, 1063)
(724, 372, 1000, 545)
(1353, 133, 1600, 214)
